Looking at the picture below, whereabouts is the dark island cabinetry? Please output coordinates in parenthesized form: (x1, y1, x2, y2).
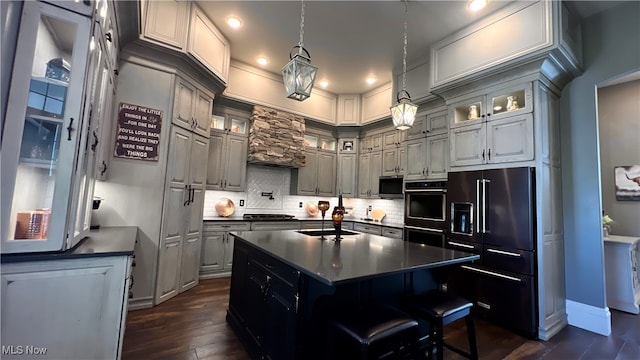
(226, 230, 479, 359)
(228, 238, 301, 359)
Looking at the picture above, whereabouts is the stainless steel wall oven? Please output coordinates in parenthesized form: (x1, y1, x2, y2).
(404, 180, 447, 247)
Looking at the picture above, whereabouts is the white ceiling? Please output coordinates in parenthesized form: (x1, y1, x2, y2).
(196, 1, 623, 95)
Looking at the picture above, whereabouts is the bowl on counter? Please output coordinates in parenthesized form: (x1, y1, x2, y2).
(215, 198, 235, 217)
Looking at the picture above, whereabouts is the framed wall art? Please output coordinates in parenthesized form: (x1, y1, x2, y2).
(614, 165, 640, 201)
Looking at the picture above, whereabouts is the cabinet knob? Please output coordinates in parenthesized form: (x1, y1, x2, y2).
(488, 148, 491, 160)
(482, 149, 485, 161)
(105, 32, 113, 43)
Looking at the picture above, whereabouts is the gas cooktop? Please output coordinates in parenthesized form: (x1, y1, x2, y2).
(242, 214, 296, 221)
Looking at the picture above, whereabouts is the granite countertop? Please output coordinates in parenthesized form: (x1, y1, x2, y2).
(230, 230, 479, 286)
(203, 215, 405, 229)
(1, 226, 137, 263)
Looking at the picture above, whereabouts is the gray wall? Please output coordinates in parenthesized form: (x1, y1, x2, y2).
(598, 79, 640, 237)
(1, 1, 22, 137)
(560, 1, 640, 308)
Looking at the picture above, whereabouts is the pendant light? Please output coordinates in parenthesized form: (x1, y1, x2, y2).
(390, 0, 418, 130)
(281, 0, 318, 102)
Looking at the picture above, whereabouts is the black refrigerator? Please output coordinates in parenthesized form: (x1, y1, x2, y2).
(445, 167, 538, 338)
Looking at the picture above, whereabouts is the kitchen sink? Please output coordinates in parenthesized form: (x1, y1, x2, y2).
(296, 230, 359, 237)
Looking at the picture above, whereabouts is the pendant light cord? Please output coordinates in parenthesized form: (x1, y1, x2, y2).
(401, 0, 408, 94)
(299, 0, 305, 49)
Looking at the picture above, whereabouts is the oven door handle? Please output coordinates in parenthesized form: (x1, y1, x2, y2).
(404, 225, 444, 233)
(404, 189, 446, 193)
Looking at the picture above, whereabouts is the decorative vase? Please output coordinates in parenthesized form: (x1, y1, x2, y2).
(603, 227, 609, 238)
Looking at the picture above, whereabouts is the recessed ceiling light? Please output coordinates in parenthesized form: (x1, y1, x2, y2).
(467, 0, 488, 12)
(366, 77, 377, 85)
(226, 16, 242, 29)
(256, 57, 269, 65)
(319, 80, 329, 88)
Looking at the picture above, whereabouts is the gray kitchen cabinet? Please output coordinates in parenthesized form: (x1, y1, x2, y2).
(200, 221, 251, 278)
(156, 126, 209, 304)
(448, 82, 534, 168)
(382, 226, 403, 239)
(336, 137, 358, 197)
(207, 108, 249, 192)
(405, 109, 449, 181)
(357, 151, 382, 198)
(405, 133, 449, 181)
(353, 222, 382, 235)
(292, 132, 337, 196)
(140, 0, 230, 82)
(250, 221, 300, 231)
(1, 255, 132, 359)
(173, 76, 213, 137)
(141, 0, 190, 51)
(382, 129, 406, 176)
(382, 146, 406, 177)
(337, 153, 358, 197)
(450, 113, 533, 167)
(187, 4, 231, 83)
(360, 133, 383, 153)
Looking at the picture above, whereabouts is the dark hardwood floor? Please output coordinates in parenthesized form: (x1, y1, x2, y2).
(122, 278, 640, 360)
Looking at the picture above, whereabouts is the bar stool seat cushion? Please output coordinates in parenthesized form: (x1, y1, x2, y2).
(329, 305, 418, 345)
(408, 290, 472, 319)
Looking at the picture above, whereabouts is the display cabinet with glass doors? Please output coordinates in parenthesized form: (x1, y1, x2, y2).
(448, 83, 533, 128)
(1, 1, 94, 253)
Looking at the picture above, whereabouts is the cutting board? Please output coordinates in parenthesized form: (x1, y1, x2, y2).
(371, 208, 386, 222)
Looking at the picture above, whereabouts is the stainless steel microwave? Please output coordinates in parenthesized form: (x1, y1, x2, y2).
(379, 176, 403, 199)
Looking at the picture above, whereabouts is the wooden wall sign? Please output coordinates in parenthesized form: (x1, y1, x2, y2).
(114, 102, 163, 161)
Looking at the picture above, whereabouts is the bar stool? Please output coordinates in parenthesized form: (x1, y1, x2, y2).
(327, 304, 423, 360)
(405, 290, 478, 360)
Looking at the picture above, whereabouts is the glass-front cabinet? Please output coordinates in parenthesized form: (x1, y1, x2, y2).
(1, 1, 93, 253)
(304, 134, 336, 152)
(449, 82, 533, 128)
(210, 113, 248, 136)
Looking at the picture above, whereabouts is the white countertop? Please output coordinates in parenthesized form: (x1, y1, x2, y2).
(604, 235, 640, 245)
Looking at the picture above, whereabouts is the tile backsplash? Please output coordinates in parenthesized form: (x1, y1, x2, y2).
(203, 164, 404, 223)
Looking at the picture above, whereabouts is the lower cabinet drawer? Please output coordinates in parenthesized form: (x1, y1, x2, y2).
(203, 221, 251, 232)
(353, 223, 382, 235)
(251, 252, 300, 291)
(382, 227, 403, 239)
(251, 221, 300, 231)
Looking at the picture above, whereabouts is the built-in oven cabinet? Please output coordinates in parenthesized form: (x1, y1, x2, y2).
(405, 226, 445, 248)
(403, 181, 447, 230)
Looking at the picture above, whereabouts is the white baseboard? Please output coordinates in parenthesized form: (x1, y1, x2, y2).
(128, 297, 153, 311)
(566, 300, 611, 336)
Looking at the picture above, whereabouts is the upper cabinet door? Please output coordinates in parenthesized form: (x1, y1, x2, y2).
(142, 0, 190, 51)
(173, 78, 196, 130)
(1, 1, 91, 253)
(187, 5, 230, 83)
(193, 90, 213, 138)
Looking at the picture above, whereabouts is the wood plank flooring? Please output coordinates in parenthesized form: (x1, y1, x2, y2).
(122, 278, 640, 360)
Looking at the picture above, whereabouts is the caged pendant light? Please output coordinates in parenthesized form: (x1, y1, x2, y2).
(390, 0, 418, 130)
(281, 0, 318, 101)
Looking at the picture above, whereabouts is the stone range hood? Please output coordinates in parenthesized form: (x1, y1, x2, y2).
(248, 105, 306, 168)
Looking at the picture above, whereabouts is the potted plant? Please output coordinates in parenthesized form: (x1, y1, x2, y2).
(602, 212, 614, 237)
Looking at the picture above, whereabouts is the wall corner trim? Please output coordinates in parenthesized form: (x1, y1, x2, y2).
(566, 300, 612, 336)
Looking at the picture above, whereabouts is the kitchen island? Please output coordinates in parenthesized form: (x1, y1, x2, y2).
(226, 230, 479, 360)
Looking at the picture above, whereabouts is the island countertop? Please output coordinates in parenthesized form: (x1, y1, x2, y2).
(230, 230, 479, 286)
